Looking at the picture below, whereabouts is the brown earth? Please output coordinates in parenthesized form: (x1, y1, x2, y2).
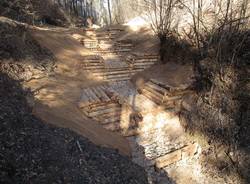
(25, 27, 132, 156)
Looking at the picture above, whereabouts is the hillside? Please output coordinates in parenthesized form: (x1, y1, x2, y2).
(0, 1, 250, 184)
(0, 17, 148, 184)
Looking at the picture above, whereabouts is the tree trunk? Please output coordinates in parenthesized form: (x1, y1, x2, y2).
(158, 33, 167, 63)
(107, 0, 112, 25)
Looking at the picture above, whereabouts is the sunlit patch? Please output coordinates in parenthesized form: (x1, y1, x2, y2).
(124, 16, 149, 31)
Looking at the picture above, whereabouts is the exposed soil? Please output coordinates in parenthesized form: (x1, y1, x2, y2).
(1, 12, 249, 184)
(0, 0, 69, 26)
(0, 17, 148, 184)
(0, 72, 148, 184)
(0, 17, 55, 81)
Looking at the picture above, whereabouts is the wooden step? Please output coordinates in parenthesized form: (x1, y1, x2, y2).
(87, 103, 121, 113)
(133, 62, 155, 66)
(142, 90, 163, 105)
(106, 73, 131, 79)
(83, 66, 105, 70)
(143, 85, 164, 99)
(84, 88, 101, 103)
(106, 76, 131, 82)
(93, 87, 110, 102)
(154, 149, 182, 168)
(88, 107, 121, 117)
(99, 116, 122, 125)
(135, 58, 158, 62)
(99, 111, 124, 121)
(103, 70, 135, 75)
(145, 81, 168, 95)
(83, 63, 103, 66)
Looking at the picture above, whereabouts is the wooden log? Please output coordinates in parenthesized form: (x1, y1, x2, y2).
(136, 58, 158, 61)
(105, 67, 132, 72)
(91, 87, 106, 102)
(155, 149, 182, 168)
(115, 48, 131, 52)
(108, 77, 131, 81)
(150, 79, 172, 90)
(142, 88, 163, 102)
(83, 63, 103, 66)
(88, 107, 121, 117)
(85, 101, 113, 111)
(99, 111, 124, 120)
(143, 85, 164, 99)
(103, 70, 134, 75)
(146, 81, 168, 94)
(84, 88, 100, 103)
(95, 87, 110, 102)
(106, 73, 131, 79)
(134, 61, 156, 65)
(133, 63, 155, 66)
(89, 103, 120, 113)
(133, 66, 151, 70)
(142, 91, 162, 105)
(164, 95, 183, 101)
(89, 69, 106, 73)
(100, 116, 122, 125)
(83, 66, 105, 70)
(78, 92, 91, 108)
(83, 60, 102, 64)
(98, 86, 109, 95)
(106, 77, 130, 82)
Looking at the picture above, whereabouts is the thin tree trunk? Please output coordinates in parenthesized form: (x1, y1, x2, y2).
(80, 0, 83, 16)
(107, 0, 112, 24)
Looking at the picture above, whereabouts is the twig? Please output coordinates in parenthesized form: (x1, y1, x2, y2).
(76, 140, 83, 153)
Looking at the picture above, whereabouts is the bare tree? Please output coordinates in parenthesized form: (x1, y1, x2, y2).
(143, 0, 180, 41)
(141, 0, 181, 62)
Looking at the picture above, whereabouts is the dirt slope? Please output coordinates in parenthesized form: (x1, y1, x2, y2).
(25, 27, 131, 156)
(0, 72, 148, 184)
(0, 17, 148, 184)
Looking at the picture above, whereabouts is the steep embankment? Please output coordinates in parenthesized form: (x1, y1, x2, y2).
(0, 0, 70, 26)
(0, 72, 148, 184)
(0, 17, 148, 184)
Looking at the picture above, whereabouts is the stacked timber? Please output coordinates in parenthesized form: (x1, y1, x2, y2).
(95, 29, 122, 40)
(78, 85, 110, 109)
(114, 41, 133, 53)
(103, 69, 133, 81)
(93, 47, 132, 56)
(79, 55, 159, 82)
(127, 54, 159, 70)
(139, 79, 168, 105)
(78, 83, 141, 136)
(140, 79, 193, 108)
(79, 55, 105, 73)
(83, 29, 96, 37)
(81, 39, 99, 49)
(92, 40, 133, 56)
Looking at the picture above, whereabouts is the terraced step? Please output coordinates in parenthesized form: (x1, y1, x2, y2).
(82, 39, 99, 49)
(78, 82, 141, 135)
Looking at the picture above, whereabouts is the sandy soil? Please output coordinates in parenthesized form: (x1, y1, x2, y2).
(25, 27, 131, 156)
